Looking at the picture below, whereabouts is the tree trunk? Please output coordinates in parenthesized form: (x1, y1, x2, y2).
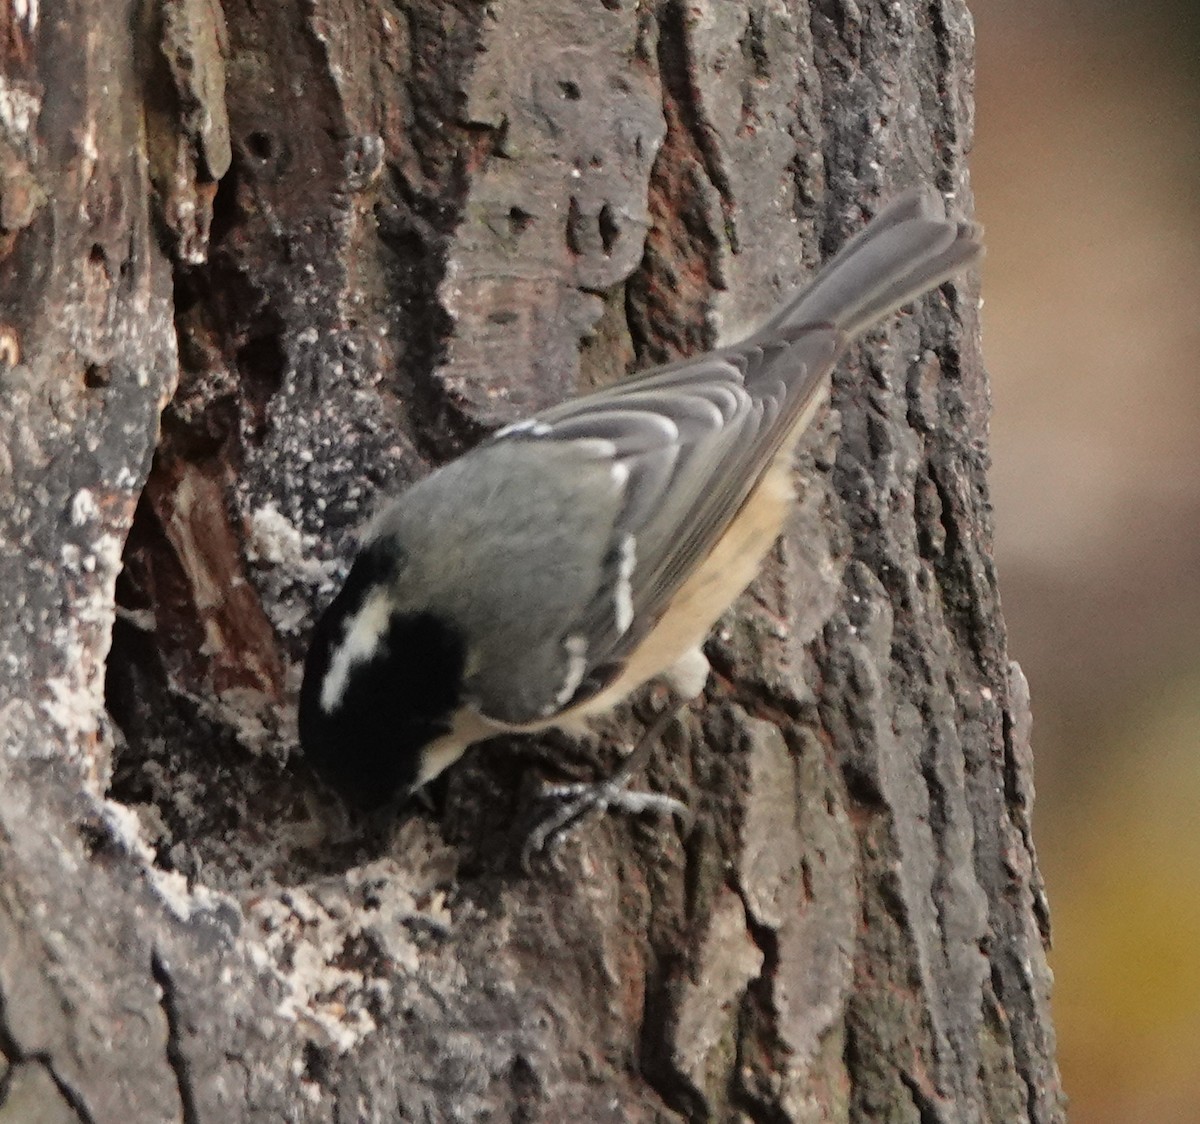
(0, 0, 1062, 1120)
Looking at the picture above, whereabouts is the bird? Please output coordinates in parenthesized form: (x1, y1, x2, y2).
(298, 187, 983, 849)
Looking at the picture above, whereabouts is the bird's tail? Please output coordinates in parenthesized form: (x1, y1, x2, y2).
(755, 189, 984, 342)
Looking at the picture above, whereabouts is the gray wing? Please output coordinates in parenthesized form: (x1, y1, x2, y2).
(482, 327, 840, 710)
(472, 187, 982, 720)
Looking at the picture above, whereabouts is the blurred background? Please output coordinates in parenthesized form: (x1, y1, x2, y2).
(970, 0, 1200, 1119)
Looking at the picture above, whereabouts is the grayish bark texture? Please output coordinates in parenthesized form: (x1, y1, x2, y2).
(0, 0, 1062, 1120)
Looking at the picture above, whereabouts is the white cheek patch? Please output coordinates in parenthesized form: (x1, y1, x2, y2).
(614, 533, 636, 636)
(319, 591, 394, 713)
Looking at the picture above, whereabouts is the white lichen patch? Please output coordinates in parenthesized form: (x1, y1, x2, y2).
(212, 686, 277, 754)
(69, 486, 99, 525)
(42, 672, 101, 744)
(245, 502, 339, 637)
(0, 76, 41, 151)
(246, 502, 325, 577)
(244, 861, 449, 1054)
(100, 797, 239, 923)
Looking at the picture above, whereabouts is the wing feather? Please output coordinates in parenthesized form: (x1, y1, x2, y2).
(483, 328, 839, 708)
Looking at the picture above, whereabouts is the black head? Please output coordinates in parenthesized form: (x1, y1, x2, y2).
(298, 553, 466, 809)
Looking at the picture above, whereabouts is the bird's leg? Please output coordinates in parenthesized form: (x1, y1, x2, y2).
(521, 700, 692, 868)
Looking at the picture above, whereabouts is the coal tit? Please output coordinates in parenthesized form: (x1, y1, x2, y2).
(299, 189, 983, 819)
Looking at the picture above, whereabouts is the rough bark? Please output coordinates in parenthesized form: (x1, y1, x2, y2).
(0, 0, 1062, 1121)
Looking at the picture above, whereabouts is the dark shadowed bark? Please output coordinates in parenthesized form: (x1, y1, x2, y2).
(0, 0, 1062, 1120)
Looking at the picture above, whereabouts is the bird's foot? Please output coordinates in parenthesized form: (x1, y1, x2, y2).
(521, 705, 691, 869)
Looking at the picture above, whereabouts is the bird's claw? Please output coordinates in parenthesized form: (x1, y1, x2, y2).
(521, 779, 690, 868)
(520, 703, 692, 869)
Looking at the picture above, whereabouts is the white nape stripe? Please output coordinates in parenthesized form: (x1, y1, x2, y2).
(614, 533, 636, 635)
(319, 590, 394, 713)
(549, 634, 589, 712)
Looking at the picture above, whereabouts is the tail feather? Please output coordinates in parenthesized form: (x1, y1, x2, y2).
(756, 189, 983, 342)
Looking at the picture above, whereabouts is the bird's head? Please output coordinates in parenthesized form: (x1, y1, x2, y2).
(298, 550, 467, 809)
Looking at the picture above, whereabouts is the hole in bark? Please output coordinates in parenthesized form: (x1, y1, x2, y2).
(507, 205, 534, 234)
(558, 79, 581, 100)
(84, 362, 111, 389)
(246, 130, 275, 161)
(302, 1041, 333, 1086)
(842, 759, 884, 808)
(598, 203, 619, 254)
(507, 1055, 541, 1103)
(208, 161, 242, 247)
(565, 195, 583, 254)
(103, 525, 325, 889)
(101, 467, 327, 891)
(105, 508, 210, 846)
(105, 497, 203, 763)
(237, 327, 287, 444)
